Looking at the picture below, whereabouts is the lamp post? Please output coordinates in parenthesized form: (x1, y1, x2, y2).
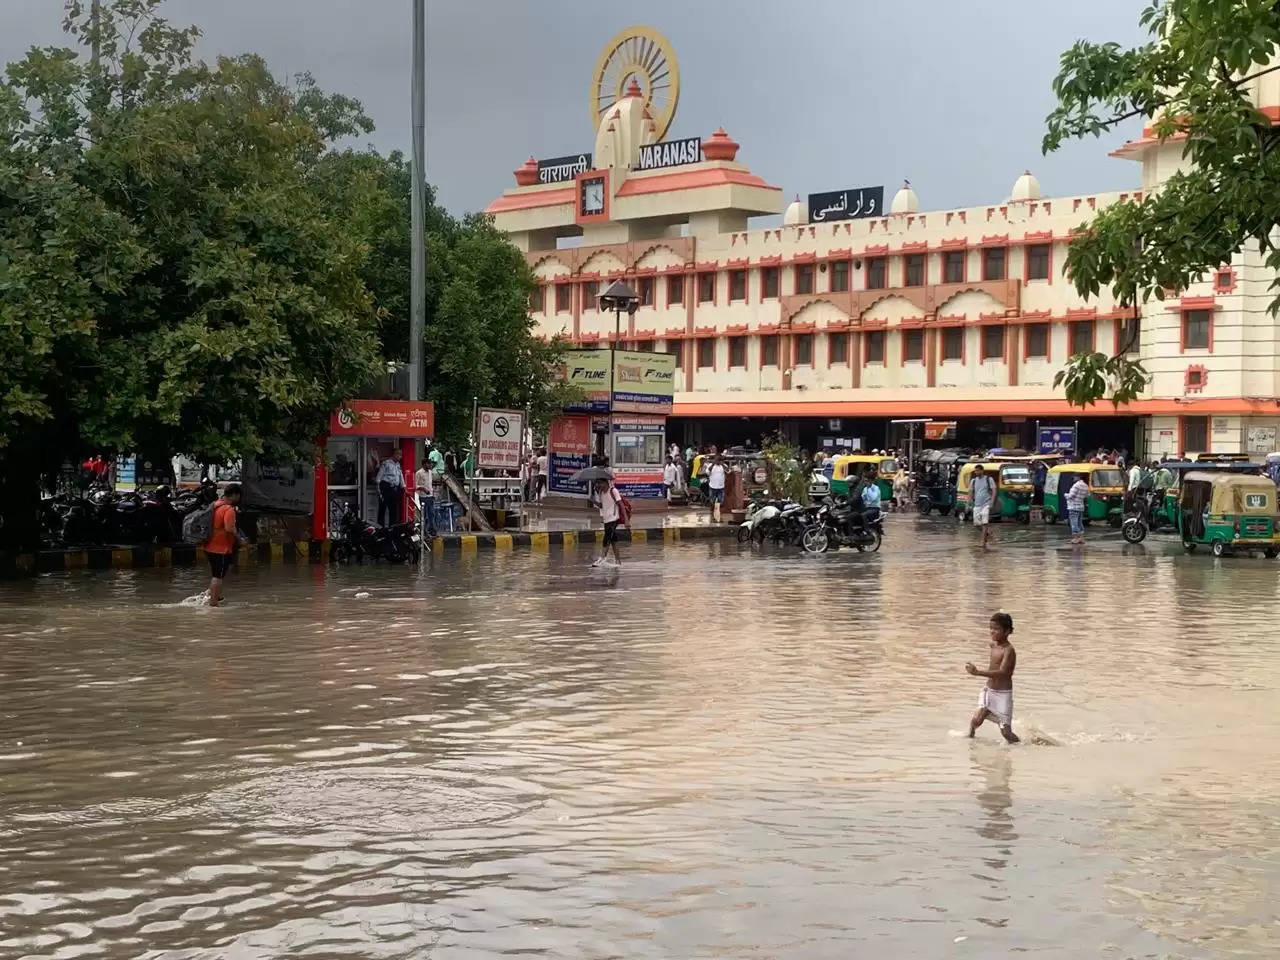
(598, 280, 640, 465)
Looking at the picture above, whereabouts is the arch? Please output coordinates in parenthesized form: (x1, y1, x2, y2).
(579, 249, 627, 274)
(632, 243, 685, 271)
(531, 255, 572, 279)
(861, 294, 921, 324)
(934, 288, 1006, 317)
(789, 298, 851, 326)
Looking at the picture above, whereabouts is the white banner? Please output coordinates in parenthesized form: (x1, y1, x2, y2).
(476, 408, 524, 470)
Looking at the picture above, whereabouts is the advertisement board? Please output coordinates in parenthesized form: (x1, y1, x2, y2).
(611, 350, 676, 414)
(1247, 425, 1277, 453)
(1037, 426, 1076, 455)
(548, 415, 592, 495)
(611, 414, 667, 499)
(330, 399, 435, 438)
(476, 408, 524, 470)
(561, 350, 612, 413)
(242, 458, 315, 514)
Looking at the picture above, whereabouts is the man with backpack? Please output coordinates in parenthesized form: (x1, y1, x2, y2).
(591, 477, 630, 568)
(204, 482, 246, 606)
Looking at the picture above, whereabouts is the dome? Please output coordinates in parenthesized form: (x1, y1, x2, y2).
(1010, 169, 1041, 202)
(890, 180, 918, 215)
(783, 194, 807, 225)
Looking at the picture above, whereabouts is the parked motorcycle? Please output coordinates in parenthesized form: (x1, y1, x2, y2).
(737, 499, 792, 544)
(332, 504, 421, 563)
(802, 500, 884, 554)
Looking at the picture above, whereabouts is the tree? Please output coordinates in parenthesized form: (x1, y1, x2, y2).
(760, 435, 810, 506)
(1042, 0, 1280, 407)
(0, 0, 385, 545)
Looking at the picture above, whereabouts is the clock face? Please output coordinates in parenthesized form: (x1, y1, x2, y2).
(581, 178, 605, 215)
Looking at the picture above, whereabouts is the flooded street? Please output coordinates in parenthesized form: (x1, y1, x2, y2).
(2, 520, 1279, 959)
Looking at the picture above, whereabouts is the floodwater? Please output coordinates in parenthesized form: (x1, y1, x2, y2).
(1, 520, 1279, 959)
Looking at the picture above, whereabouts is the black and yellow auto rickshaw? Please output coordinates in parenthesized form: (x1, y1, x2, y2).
(1177, 471, 1280, 557)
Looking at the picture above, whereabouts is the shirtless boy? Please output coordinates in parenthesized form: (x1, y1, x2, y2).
(966, 612, 1020, 743)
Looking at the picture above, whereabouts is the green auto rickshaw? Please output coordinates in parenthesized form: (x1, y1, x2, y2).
(830, 454, 899, 502)
(1177, 471, 1280, 557)
(993, 461, 1035, 523)
(1042, 463, 1125, 526)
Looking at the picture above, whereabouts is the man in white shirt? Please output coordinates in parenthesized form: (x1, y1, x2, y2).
(415, 460, 436, 538)
(663, 457, 678, 502)
(535, 449, 548, 501)
(376, 448, 405, 526)
(1128, 460, 1143, 491)
(707, 455, 727, 522)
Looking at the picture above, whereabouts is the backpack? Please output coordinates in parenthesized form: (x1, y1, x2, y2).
(182, 502, 218, 544)
(615, 488, 633, 527)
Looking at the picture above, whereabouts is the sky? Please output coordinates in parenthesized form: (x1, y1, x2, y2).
(0, 1, 1149, 219)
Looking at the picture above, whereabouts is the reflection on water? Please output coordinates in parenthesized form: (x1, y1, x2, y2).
(1, 523, 1278, 958)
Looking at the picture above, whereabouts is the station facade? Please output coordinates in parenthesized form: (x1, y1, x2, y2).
(486, 28, 1280, 459)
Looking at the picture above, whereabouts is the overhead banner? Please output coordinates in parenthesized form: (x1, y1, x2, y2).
(1037, 425, 1076, 455)
(330, 399, 435, 438)
(548, 415, 592, 495)
(924, 421, 957, 441)
(476, 408, 524, 470)
(807, 185, 884, 223)
(561, 349, 612, 413)
(242, 458, 315, 515)
(537, 153, 591, 184)
(636, 136, 702, 171)
(611, 349, 676, 414)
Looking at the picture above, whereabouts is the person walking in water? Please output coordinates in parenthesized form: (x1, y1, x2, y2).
(205, 482, 247, 607)
(966, 611, 1019, 743)
(592, 477, 624, 568)
(970, 463, 997, 549)
(707, 454, 726, 522)
(1065, 473, 1090, 546)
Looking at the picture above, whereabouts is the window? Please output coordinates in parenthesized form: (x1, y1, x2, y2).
(555, 283, 571, 312)
(1026, 244, 1051, 280)
(729, 269, 747, 302)
(762, 266, 780, 299)
(981, 325, 1004, 361)
(942, 327, 964, 361)
(583, 281, 599, 311)
(761, 335, 779, 367)
(1118, 315, 1140, 355)
(903, 329, 924, 363)
(982, 247, 1006, 281)
(1025, 323, 1049, 359)
(1070, 320, 1094, 355)
(530, 284, 545, 313)
(794, 334, 814, 366)
(729, 336, 747, 368)
(866, 257, 887, 290)
(865, 330, 885, 364)
(1183, 309, 1211, 350)
(696, 337, 715, 369)
(943, 251, 965, 284)
(697, 272, 716, 303)
(830, 260, 850, 293)
(828, 332, 848, 364)
(905, 254, 925, 287)
(667, 339, 683, 369)
(667, 275, 684, 306)
(1183, 415, 1209, 454)
(795, 264, 814, 295)
(638, 276, 654, 307)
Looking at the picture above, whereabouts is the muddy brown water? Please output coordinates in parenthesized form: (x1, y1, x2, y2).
(1, 521, 1278, 958)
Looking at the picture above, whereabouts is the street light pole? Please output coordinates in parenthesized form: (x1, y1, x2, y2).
(409, 0, 426, 404)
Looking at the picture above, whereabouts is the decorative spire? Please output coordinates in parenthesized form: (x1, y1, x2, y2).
(701, 126, 739, 161)
(625, 77, 643, 98)
(514, 156, 539, 186)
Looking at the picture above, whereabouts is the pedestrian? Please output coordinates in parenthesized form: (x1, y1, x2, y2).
(707, 454, 726, 522)
(591, 477, 623, 568)
(663, 456, 678, 502)
(534, 447, 548, 501)
(415, 457, 436, 539)
(970, 463, 997, 549)
(965, 611, 1020, 744)
(1127, 458, 1142, 492)
(1153, 459, 1174, 492)
(205, 482, 246, 608)
(893, 467, 911, 512)
(376, 447, 405, 526)
(1065, 472, 1090, 545)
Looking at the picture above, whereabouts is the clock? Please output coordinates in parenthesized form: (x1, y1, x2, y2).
(574, 170, 609, 225)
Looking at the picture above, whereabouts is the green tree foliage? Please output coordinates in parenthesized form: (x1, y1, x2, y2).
(0, 0, 385, 544)
(761, 436, 810, 506)
(1043, 0, 1280, 407)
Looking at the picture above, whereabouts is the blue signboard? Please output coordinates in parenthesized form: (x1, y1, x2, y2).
(1037, 426, 1076, 456)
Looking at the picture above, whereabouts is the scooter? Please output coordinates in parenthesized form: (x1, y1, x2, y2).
(737, 499, 788, 544)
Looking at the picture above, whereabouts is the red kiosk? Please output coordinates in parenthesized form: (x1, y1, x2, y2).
(312, 399, 436, 540)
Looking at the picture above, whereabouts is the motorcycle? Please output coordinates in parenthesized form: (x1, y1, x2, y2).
(737, 499, 791, 544)
(332, 503, 421, 563)
(1120, 488, 1160, 544)
(802, 500, 884, 554)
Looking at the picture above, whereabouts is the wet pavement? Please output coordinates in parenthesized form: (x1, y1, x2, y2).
(2, 516, 1279, 958)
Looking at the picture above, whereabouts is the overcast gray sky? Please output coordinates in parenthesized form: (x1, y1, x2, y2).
(1, 1, 1148, 218)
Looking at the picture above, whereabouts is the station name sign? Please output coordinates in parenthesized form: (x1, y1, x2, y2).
(637, 136, 702, 171)
(807, 185, 884, 222)
(537, 153, 592, 184)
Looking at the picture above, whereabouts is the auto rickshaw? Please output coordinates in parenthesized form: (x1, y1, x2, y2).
(1146, 459, 1263, 530)
(1177, 471, 1280, 557)
(1042, 463, 1125, 525)
(953, 460, 1002, 522)
(915, 450, 964, 515)
(993, 461, 1035, 522)
(830, 454, 899, 502)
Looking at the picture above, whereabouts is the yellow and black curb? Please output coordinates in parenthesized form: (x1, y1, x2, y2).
(0, 526, 736, 577)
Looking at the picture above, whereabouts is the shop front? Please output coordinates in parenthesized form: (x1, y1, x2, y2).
(313, 399, 436, 540)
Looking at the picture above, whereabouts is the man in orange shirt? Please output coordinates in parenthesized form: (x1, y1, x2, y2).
(205, 482, 246, 607)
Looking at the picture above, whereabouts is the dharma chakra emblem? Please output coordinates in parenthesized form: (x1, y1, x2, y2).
(590, 25, 680, 140)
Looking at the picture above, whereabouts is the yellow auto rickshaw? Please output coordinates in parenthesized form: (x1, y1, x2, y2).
(1177, 471, 1280, 557)
(953, 461, 1000, 522)
(830, 454, 899, 502)
(1042, 462, 1126, 525)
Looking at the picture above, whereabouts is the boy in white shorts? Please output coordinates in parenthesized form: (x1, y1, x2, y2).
(966, 611, 1019, 743)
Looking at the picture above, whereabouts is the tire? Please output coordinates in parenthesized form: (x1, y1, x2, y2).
(1017, 511, 1030, 525)
(737, 524, 752, 544)
(1265, 548, 1278, 559)
(1182, 537, 1196, 554)
(801, 526, 830, 554)
(1121, 518, 1147, 544)
(1211, 539, 1228, 558)
(916, 497, 932, 516)
(752, 525, 767, 545)
(937, 505, 952, 517)
(861, 530, 883, 553)
(1044, 510, 1057, 524)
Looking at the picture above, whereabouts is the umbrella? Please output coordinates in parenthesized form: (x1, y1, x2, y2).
(569, 466, 614, 483)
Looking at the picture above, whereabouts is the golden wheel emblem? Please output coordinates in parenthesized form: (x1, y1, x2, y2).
(590, 26, 680, 141)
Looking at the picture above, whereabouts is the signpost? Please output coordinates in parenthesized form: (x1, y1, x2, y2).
(1037, 425, 1076, 456)
(476, 408, 524, 471)
(807, 185, 884, 223)
(636, 136, 702, 171)
(537, 153, 591, 184)
(610, 349, 676, 414)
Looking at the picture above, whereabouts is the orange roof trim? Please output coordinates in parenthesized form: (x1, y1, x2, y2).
(616, 168, 781, 197)
(672, 398, 1277, 418)
(484, 187, 575, 214)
